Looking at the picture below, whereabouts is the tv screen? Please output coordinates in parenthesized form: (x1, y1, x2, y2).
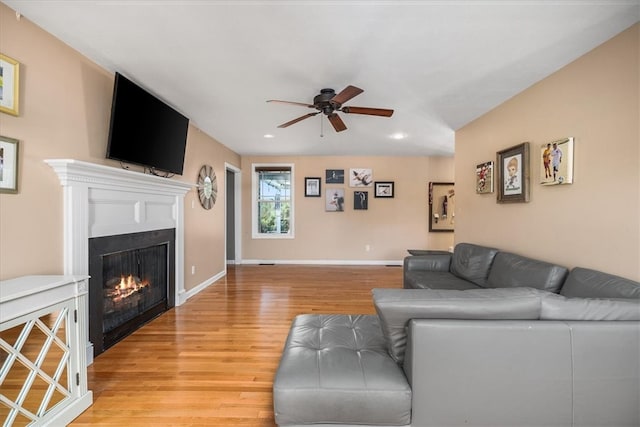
(106, 72, 189, 175)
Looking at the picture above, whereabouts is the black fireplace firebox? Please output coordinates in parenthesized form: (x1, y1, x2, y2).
(88, 228, 175, 357)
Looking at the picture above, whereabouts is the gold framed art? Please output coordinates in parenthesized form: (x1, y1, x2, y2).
(0, 53, 20, 116)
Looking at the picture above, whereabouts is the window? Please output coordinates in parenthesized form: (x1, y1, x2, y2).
(252, 164, 294, 238)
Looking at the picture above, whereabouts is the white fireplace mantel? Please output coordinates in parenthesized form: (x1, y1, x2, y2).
(46, 159, 194, 362)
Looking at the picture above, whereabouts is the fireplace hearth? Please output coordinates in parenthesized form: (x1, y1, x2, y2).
(89, 228, 175, 356)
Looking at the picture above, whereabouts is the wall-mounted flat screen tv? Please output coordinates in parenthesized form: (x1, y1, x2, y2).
(106, 72, 189, 175)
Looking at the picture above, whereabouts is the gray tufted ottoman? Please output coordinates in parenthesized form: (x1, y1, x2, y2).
(273, 314, 411, 426)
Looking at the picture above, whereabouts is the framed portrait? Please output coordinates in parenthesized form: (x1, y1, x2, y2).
(325, 188, 345, 212)
(374, 181, 394, 198)
(0, 135, 19, 193)
(304, 177, 321, 197)
(497, 142, 530, 203)
(325, 169, 344, 184)
(475, 161, 494, 194)
(354, 191, 368, 210)
(349, 168, 372, 187)
(540, 137, 574, 186)
(428, 182, 455, 232)
(0, 53, 20, 116)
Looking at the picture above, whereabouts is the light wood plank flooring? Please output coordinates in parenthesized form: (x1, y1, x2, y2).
(70, 264, 403, 426)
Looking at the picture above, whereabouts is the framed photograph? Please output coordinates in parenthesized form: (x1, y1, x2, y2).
(349, 168, 372, 187)
(540, 137, 574, 186)
(374, 181, 394, 198)
(0, 135, 19, 193)
(304, 177, 321, 197)
(475, 161, 494, 194)
(325, 188, 345, 212)
(0, 53, 20, 116)
(497, 142, 530, 203)
(354, 191, 368, 210)
(428, 182, 455, 232)
(325, 169, 344, 184)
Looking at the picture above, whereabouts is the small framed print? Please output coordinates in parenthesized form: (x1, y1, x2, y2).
(540, 137, 574, 186)
(326, 188, 345, 211)
(0, 135, 20, 193)
(349, 168, 372, 187)
(497, 142, 530, 203)
(0, 53, 20, 116)
(475, 161, 494, 194)
(354, 191, 368, 210)
(304, 177, 321, 197)
(374, 181, 394, 198)
(325, 169, 344, 184)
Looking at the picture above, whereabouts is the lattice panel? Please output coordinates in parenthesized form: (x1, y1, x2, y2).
(1, 307, 72, 426)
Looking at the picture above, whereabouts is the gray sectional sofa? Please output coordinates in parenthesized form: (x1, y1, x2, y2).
(403, 242, 569, 292)
(273, 243, 640, 427)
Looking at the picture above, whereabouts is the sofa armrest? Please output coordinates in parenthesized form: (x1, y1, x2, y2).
(403, 254, 452, 272)
(404, 319, 640, 427)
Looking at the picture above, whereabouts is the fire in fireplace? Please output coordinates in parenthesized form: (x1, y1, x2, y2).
(89, 228, 175, 357)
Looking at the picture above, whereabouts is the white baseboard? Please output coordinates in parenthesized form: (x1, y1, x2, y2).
(177, 270, 227, 305)
(239, 259, 403, 266)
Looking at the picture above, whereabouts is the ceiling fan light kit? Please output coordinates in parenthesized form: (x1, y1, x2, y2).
(267, 85, 394, 133)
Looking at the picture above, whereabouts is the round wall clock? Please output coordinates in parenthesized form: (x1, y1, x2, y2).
(197, 164, 217, 210)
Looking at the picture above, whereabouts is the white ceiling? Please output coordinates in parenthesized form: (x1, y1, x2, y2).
(4, 1, 639, 156)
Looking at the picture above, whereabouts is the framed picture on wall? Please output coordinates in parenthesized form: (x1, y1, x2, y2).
(304, 177, 321, 197)
(540, 137, 574, 186)
(428, 182, 455, 232)
(0, 135, 19, 193)
(325, 188, 345, 211)
(325, 169, 344, 184)
(354, 191, 368, 210)
(0, 53, 20, 116)
(349, 168, 373, 187)
(374, 181, 394, 198)
(497, 142, 530, 203)
(475, 161, 494, 194)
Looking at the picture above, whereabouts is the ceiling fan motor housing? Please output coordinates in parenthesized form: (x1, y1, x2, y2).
(315, 88, 339, 114)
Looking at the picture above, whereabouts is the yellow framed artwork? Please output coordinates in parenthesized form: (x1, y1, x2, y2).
(0, 53, 20, 116)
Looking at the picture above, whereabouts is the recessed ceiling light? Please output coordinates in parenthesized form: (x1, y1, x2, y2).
(264, 134, 275, 138)
(390, 133, 407, 140)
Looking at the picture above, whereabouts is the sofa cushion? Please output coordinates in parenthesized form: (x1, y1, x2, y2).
(372, 287, 543, 364)
(541, 293, 640, 320)
(404, 271, 481, 290)
(560, 267, 640, 299)
(486, 252, 568, 293)
(273, 314, 411, 426)
(449, 243, 499, 287)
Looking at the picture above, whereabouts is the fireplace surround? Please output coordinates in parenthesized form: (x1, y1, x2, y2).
(88, 228, 176, 356)
(46, 159, 192, 363)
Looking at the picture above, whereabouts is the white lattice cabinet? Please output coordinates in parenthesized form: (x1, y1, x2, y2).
(0, 276, 92, 426)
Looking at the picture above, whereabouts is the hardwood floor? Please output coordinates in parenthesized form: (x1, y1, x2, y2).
(70, 265, 403, 426)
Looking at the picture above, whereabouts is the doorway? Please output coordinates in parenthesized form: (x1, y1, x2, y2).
(225, 163, 241, 265)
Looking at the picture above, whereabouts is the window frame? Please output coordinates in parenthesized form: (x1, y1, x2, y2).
(251, 163, 295, 239)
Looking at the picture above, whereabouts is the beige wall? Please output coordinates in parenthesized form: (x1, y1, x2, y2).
(0, 4, 241, 289)
(241, 155, 455, 262)
(455, 24, 639, 281)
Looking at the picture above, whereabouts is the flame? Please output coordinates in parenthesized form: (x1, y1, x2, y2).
(111, 274, 150, 301)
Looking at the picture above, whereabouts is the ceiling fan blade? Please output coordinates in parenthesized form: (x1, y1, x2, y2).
(331, 85, 364, 105)
(341, 106, 394, 117)
(327, 113, 347, 132)
(267, 99, 316, 109)
(277, 112, 319, 128)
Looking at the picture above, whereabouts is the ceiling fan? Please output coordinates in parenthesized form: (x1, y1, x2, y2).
(267, 85, 394, 132)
